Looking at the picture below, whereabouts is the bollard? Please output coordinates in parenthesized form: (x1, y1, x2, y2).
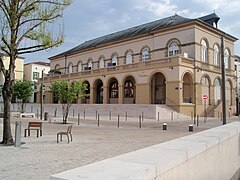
(171, 112, 173, 121)
(78, 113, 80, 125)
(197, 115, 199, 126)
(125, 112, 127, 121)
(44, 112, 48, 121)
(189, 124, 193, 132)
(54, 108, 57, 117)
(109, 111, 111, 120)
(139, 115, 141, 128)
(117, 114, 120, 127)
(158, 112, 159, 121)
(84, 109, 85, 119)
(73, 109, 75, 118)
(142, 112, 144, 121)
(163, 123, 167, 130)
(97, 114, 99, 127)
(37, 109, 39, 119)
(15, 121, 21, 147)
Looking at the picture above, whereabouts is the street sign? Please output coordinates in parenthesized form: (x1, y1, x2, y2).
(203, 95, 208, 100)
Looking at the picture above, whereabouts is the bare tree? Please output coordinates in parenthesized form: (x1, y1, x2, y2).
(0, 0, 72, 145)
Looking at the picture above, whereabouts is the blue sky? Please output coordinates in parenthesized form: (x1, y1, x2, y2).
(24, 0, 240, 63)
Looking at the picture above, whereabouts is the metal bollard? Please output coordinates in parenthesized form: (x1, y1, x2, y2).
(109, 111, 111, 120)
(117, 114, 120, 127)
(15, 121, 21, 147)
(158, 112, 159, 121)
(78, 113, 80, 125)
(139, 115, 141, 128)
(97, 114, 99, 127)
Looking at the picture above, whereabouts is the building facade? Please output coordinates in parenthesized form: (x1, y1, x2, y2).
(24, 62, 50, 103)
(41, 13, 238, 117)
(0, 53, 24, 102)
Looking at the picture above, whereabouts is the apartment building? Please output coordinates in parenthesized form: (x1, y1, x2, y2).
(24, 61, 50, 103)
(41, 13, 238, 117)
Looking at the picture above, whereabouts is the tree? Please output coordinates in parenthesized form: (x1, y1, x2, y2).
(13, 80, 34, 113)
(0, 0, 72, 145)
(50, 80, 88, 124)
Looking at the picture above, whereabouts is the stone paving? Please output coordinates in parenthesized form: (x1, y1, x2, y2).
(0, 115, 238, 180)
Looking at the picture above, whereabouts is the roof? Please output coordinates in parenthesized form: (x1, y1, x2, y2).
(49, 13, 237, 59)
(25, 61, 50, 66)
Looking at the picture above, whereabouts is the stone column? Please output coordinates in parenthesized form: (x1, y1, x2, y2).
(103, 86, 108, 104)
(90, 87, 94, 104)
(118, 85, 123, 104)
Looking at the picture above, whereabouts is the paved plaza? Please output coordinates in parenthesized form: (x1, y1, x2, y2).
(0, 114, 238, 180)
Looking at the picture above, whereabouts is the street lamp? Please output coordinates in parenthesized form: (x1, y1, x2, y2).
(221, 36, 226, 125)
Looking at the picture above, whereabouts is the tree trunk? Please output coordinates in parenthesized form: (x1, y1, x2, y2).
(1, 72, 14, 145)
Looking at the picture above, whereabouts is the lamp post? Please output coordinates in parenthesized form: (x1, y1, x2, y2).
(221, 36, 226, 125)
(40, 69, 44, 120)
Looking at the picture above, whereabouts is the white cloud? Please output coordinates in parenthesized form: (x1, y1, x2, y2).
(193, 0, 240, 14)
(135, 0, 178, 17)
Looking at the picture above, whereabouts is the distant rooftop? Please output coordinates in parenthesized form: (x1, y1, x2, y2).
(49, 13, 236, 59)
(25, 61, 50, 66)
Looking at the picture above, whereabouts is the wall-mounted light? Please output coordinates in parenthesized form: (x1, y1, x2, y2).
(169, 66, 173, 70)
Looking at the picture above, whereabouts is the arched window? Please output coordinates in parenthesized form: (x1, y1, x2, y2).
(112, 54, 118, 66)
(214, 44, 219, 66)
(55, 64, 60, 70)
(88, 59, 93, 70)
(224, 49, 230, 69)
(168, 40, 180, 56)
(201, 39, 208, 63)
(126, 51, 133, 64)
(99, 57, 105, 68)
(68, 63, 73, 73)
(77, 61, 82, 72)
(110, 81, 118, 98)
(142, 47, 150, 61)
(124, 80, 134, 98)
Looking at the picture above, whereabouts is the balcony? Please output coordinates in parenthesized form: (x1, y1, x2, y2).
(45, 56, 194, 82)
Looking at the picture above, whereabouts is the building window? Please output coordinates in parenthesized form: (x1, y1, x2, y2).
(88, 60, 93, 70)
(214, 44, 220, 66)
(110, 81, 118, 98)
(124, 80, 134, 98)
(142, 47, 150, 61)
(112, 54, 118, 66)
(68, 63, 73, 73)
(126, 51, 133, 64)
(32, 72, 40, 80)
(77, 61, 82, 72)
(99, 57, 105, 68)
(168, 40, 180, 56)
(224, 49, 230, 69)
(201, 39, 208, 63)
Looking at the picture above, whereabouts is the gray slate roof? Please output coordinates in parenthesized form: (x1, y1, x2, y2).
(49, 13, 234, 59)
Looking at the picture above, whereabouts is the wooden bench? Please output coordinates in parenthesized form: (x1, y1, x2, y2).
(57, 125, 73, 143)
(24, 122, 42, 138)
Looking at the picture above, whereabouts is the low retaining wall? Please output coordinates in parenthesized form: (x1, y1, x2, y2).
(51, 122, 240, 180)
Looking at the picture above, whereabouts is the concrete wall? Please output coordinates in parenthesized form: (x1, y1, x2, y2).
(51, 122, 240, 180)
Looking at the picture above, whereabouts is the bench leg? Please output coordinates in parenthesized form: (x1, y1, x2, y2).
(37, 130, 39, 138)
(24, 129, 26, 137)
(28, 129, 30, 136)
(57, 134, 59, 143)
(67, 134, 70, 143)
(40, 130, 42, 137)
(60, 134, 62, 141)
(70, 133, 73, 142)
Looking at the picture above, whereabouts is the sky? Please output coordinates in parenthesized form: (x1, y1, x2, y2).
(24, 0, 240, 63)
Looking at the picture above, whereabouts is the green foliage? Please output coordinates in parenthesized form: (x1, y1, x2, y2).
(13, 80, 34, 112)
(50, 80, 89, 123)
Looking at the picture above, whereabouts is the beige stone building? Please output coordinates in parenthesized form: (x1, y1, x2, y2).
(42, 13, 238, 117)
(0, 53, 24, 102)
